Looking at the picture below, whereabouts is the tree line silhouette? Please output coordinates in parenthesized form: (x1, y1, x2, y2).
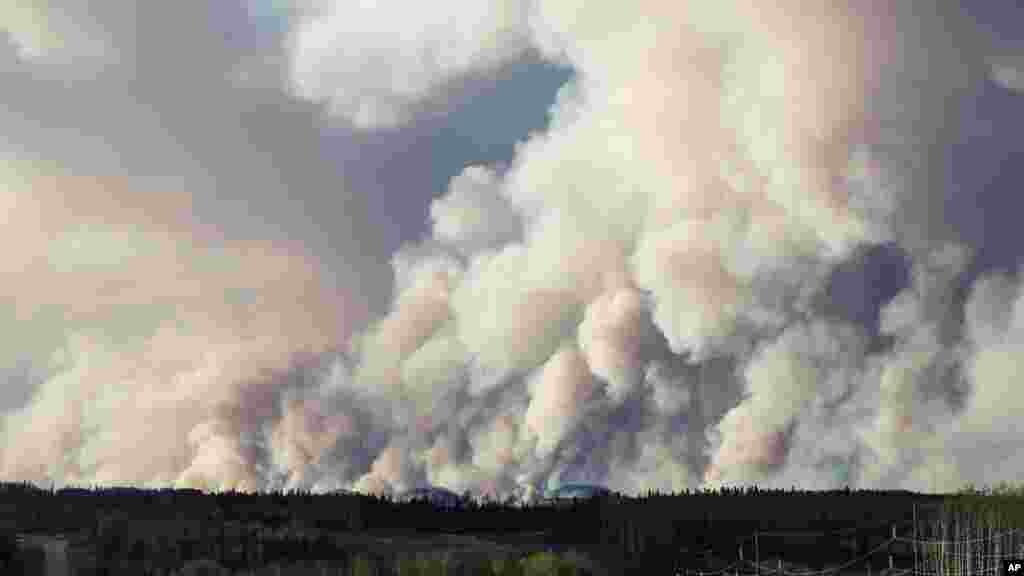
(0, 481, 974, 575)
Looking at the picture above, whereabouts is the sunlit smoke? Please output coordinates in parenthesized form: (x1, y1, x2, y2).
(1, 0, 1015, 499)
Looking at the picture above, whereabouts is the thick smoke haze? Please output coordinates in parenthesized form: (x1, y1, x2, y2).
(1, 1, 1022, 499)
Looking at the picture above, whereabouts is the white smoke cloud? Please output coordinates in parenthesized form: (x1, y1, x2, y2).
(991, 58, 1024, 94)
(852, 244, 970, 492)
(606, 428, 696, 496)
(354, 439, 421, 496)
(523, 343, 597, 458)
(642, 363, 692, 418)
(450, 246, 582, 385)
(0, 0, 388, 495)
(268, 394, 358, 489)
(705, 320, 866, 488)
(578, 288, 653, 404)
(0, 0, 112, 66)
(875, 263, 1024, 494)
(943, 269, 1024, 488)
(992, 65, 1024, 93)
(351, 252, 461, 395)
(964, 272, 1018, 347)
(3, 0, 1018, 500)
(430, 165, 522, 254)
(287, 0, 534, 129)
(292, 0, 1001, 497)
(319, 0, 1003, 499)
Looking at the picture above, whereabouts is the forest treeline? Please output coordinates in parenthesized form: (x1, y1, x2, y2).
(0, 481, 1001, 575)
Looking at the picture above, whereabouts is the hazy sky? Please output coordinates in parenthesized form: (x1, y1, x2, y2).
(1, 1, 1022, 497)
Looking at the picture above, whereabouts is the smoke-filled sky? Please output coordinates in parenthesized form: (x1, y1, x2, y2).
(1, 1, 1023, 499)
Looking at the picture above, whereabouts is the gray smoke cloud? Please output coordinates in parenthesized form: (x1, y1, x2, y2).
(1, 1, 1019, 498)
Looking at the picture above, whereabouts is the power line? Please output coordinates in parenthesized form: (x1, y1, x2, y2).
(751, 519, 913, 539)
(682, 513, 1024, 576)
(739, 534, 899, 576)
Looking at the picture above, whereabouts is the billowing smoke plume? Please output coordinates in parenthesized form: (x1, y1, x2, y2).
(1, 1, 1018, 498)
(991, 59, 1024, 94)
(287, 0, 534, 128)
(295, 0, 908, 497)
(0, 162, 356, 492)
(0, 0, 110, 65)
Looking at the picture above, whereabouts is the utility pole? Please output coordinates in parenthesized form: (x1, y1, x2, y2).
(739, 537, 744, 576)
(755, 531, 759, 576)
(889, 525, 896, 571)
(913, 502, 918, 574)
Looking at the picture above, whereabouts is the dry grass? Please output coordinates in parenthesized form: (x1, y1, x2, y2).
(912, 481, 1024, 576)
